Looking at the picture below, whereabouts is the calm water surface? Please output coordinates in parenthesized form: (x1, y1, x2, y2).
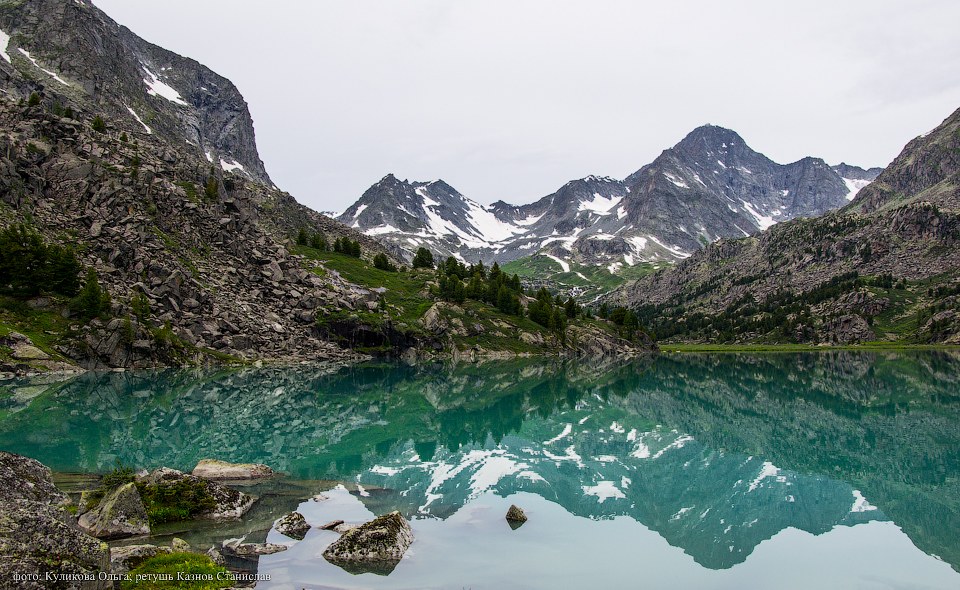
(1, 352, 959, 589)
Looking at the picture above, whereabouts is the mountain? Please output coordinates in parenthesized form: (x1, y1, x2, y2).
(0, 0, 268, 183)
(608, 107, 960, 345)
(340, 126, 880, 277)
(0, 0, 409, 371)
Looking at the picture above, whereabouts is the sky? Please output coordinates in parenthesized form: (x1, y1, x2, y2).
(93, 0, 960, 214)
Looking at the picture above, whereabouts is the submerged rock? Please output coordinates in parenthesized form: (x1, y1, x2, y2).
(78, 482, 151, 540)
(110, 544, 171, 574)
(274, 511, 311, 540)
(322, 511, 413, 576)
(140, 467, 256, 519)
(0, 452, 110, 588)
(191, 459, 274, 481)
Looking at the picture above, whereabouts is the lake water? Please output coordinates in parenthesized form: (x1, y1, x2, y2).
(1, 352, 958, 589)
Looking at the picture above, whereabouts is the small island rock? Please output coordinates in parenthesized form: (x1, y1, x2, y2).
(191, 459, 274, 481)
(78, 482, 150, 540)
(323, 511, 413, 576)
(505, 504, 528, 524)
(274, 511, 311, 540)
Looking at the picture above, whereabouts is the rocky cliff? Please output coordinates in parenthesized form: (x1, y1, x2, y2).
(0, 0, 407, 371)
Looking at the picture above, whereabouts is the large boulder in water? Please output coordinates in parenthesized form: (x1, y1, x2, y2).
(78, 482, 150, 540)
(140, 467, 256, 519)
(322, 511, 413, 576)
(274, 511, 310, 540)
(191, 459, 274, 481)
(0, 451, 111, 589)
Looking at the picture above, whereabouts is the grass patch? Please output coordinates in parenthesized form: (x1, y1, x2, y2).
(122, 553, 230, 589)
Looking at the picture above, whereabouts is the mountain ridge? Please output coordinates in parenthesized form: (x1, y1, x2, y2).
(339, 124, 881, 274)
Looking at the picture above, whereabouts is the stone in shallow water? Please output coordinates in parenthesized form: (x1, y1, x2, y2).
(274, 511, 311, 540)
(322, 511, 413, 576)
(506, 504, 528, 525)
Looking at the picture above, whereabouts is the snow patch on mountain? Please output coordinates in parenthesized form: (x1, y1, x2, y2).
(126, 106, 152, 134)
(842, 177, 872, 201)
(0, 29, 11, 63)
(142, 65, 188, 106)
(18, 48, 70, 86)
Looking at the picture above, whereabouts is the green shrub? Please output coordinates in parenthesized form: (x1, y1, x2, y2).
(373, 253, 396, 272)
(310, 232, 328, 251)
(91, 115, 106, 133)
(412, 247, 434, 269)
(71, 268, 111, 320)
(85, 464, 136, 509)
(122, 553, 231, 590)
(27, 92, 40, 107)
(131, 291, 151, 321)
(135, 479, 217, 525)
(0, 225, 81, 297)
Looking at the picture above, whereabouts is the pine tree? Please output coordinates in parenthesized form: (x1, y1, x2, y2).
(412, 247, 435, 269)
(91, 115, 106, 133)
(296, 228, 309, 246)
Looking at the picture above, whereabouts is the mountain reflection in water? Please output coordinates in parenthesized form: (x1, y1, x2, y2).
(1, 351, 958, 576)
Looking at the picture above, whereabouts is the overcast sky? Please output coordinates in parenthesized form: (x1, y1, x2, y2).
(94, 0, 960, 213)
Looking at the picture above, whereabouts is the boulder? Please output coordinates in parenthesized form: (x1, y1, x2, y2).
(0, 452, 110, 588)
(78, 482, 150, 540)
(191, 459, 274, 481)
(171, 538, 191, 553)
(322, 511, 413, 576)
(222, 538, 288, 557)
(0, 451, 70, 506)
(505, 504, 528, 529)
(110, 544, 171, 574)
(319, 519, 345, 531)
(274, 511, 310, 540)
(140, 467, 256, 519)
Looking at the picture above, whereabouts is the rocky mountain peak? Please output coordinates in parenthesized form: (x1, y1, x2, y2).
(0, 0, 271, 185)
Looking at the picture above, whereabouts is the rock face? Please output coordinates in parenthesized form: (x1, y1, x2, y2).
(0, 1, 402, 371)
(322, 511, 414, 576)
(340, 129, 880, 269)
(191, 459, 274, 481)
(140, 468, 256, 519)
(274, 511, 311, 540)
(0, 452, 110, 589)
(78, 482, 150, 540)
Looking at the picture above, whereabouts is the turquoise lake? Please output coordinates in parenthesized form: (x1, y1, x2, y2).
(1, 352, 959, 589)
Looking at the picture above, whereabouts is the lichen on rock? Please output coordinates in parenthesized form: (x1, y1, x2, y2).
(322, 511, 414, 576)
